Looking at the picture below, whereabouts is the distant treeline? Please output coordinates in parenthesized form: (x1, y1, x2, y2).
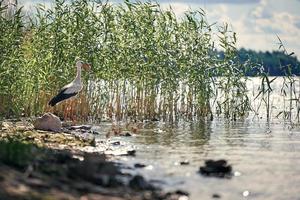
(218, 48, 300, 76)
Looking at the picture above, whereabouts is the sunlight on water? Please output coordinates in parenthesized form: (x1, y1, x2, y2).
(93, 77, 300, 200)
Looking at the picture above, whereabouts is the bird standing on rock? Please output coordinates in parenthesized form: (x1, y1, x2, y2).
(48, 60, 91, 106)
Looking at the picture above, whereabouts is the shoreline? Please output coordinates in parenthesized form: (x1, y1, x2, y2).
(0, 119, 188, 200)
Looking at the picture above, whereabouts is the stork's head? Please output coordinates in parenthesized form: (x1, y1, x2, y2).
(76, 60, 91, 71)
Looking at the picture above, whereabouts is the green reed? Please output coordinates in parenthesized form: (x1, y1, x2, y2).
(0, 0, 253, 122)
(276, 36, 300, 122)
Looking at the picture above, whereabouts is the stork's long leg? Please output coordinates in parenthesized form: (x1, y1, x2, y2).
(65, 100, 70, 120)
(70, 99, 75, 121)
(70, 99, 78, 125)
(63, 104, 67, 120)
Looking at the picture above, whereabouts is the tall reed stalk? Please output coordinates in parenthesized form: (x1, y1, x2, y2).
(0, 0, 254, 122)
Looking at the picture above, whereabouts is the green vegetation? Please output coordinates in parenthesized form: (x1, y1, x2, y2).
(234, 48, 300, 76)
(0, 139, 35, 169)
(0, 0, 251, 121)
(0, 0, 299, 122)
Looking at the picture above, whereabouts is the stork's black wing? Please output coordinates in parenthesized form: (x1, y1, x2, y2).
(48, 88, 78, 106)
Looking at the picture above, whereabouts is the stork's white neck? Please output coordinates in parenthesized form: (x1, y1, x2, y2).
(74, 65, 82, 83)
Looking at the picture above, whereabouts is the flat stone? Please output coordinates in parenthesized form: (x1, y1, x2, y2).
(69, 125, 92, 130)
(134, 163, 146, 168)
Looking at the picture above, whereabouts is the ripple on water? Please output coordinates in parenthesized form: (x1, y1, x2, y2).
(94, 119, 300, 200)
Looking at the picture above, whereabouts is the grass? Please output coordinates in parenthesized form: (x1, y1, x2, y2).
(0, 0, 298, 123)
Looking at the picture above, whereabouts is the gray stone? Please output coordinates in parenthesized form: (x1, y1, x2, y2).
(34, 113, 62, 132)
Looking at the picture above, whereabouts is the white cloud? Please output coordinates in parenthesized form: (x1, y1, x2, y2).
(250, 0, 271, 19)
(160, 2, 192, 17)
(159, 0, 300, 57)
(201, 0, 300, 57)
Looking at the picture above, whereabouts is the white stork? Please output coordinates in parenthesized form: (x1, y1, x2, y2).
(48, 60, 91, 106)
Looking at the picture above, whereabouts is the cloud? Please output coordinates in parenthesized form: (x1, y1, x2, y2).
(160, 2, 192, 16)
(246, 9, 300, 56)
(246, 0, 300, 36)
(250, 0, 272, 19)
(201, 0, 300, 57)
(19, 0, 52, 12)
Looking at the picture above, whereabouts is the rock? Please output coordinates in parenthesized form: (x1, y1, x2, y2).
(120, 132, 132, 137)
(111, 141, 121, 146)
(175, 190, 189, 196)
(199, 159, 232, 178)
(151, 117, 159, 122)
(129, 175, 155, 191)
(165, 190, 189, 200)
(69, 125, 92, 130)
(134, 163, 146, 168)
(33, 113, 62, 132)
(89, 130, 100, 135)
(126, 150, 136, 156)
(179, 160, 189, 165)
(212, 193, 221, 198)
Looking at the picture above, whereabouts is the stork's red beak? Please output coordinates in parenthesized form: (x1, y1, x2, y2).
(82, 63, 91, 71)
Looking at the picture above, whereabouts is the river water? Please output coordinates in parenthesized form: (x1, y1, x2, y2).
(92, 77, 300, 200)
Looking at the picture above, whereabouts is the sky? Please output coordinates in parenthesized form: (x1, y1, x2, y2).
(158, 0, 300, 58)
(16, 0, 300, 58)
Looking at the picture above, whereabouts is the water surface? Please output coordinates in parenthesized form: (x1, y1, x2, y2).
(92, 77, 300, 200)
(92, 119, 300, 200)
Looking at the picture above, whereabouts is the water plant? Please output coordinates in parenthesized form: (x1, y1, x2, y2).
(275, 36, 300, 122)
(0, 0, 258, 122)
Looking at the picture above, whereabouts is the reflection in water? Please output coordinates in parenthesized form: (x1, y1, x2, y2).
(93, 77, 300, 199)
(95, 119, 300, 200)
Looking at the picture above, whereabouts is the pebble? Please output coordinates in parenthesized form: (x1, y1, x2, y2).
(134, 163, 146, 168)
(199, 159, 232, 178)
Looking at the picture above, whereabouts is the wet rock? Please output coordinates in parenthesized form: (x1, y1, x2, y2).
(199, 159, 232, 178)
(106, 176, 124, 187)
(175, 190, 189, 196)
(68, 153, 121, 187)
(127, 150, 136, 156)
(111, 141, 121, 146)
(89, 130, 100, 135)
(33, 113, 62, 132)
(179, 160, 189, 165)
(134, 163, 146, 168)
(90, 174, 123, 187)
(212, 193, 221, 198)
(129, 175, 155, 191)
(120, 132, 132, 137)
(151, 117, 160, 122)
